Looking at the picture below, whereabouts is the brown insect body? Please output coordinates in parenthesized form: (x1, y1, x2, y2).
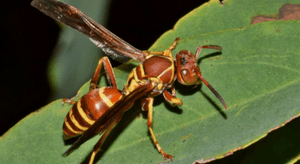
(63, 87, 123, 139)
(124, 54, 176, 97)
(62, 40, 226, 164)
(31, 0, 227, 163)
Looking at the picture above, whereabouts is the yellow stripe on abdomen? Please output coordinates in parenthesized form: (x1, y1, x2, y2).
(99, 88, 114, 107)
(77, 100, 95, 125)
(68, 105, 89, 131)
(63, 116, 82, 135)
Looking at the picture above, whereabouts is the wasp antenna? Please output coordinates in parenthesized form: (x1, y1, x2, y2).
(199, 76, 227, 110)
(195, 45, 222, 59)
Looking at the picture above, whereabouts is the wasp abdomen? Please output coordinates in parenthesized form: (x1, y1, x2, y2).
(63, 87, 122, 139)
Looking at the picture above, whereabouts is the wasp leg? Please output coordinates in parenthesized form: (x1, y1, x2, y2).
(163, 84, 182, 106)
(90, 57, 117, 91)
(162, 90, 182, 107)
(89, 114, 122, 164)
(63, 57, 117, 105)
(62, 90, 82, 105)
(146, 38, 180, 58)
(62, 97, 77, 105)
(141, 97, 173, 160)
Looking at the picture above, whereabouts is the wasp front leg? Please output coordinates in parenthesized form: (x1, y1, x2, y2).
(162, 87, 182, 107)
(141, 97, 173, 160)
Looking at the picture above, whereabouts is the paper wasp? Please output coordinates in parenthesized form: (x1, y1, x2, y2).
(31, 0, 227, 163)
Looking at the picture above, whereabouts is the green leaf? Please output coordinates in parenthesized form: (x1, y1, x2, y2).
(208, 116, 300, 164)
(1, 0, 300, 164)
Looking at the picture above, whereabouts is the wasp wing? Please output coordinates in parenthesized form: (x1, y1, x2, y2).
(31, 0, 145, 63)
(62, 82, 154, 155)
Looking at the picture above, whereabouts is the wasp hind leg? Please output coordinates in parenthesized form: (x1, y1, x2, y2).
(62, 57, 117, 105)
(89, 114, 122, 164)
(90, 56, 117, 91)
(62, 97, 77, 105)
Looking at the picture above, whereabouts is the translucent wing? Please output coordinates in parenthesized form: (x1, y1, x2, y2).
(62, 82, 154, 155)
(31, 0, 145, 63)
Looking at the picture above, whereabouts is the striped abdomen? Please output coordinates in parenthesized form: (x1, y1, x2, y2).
(63, 87, 122, 139)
